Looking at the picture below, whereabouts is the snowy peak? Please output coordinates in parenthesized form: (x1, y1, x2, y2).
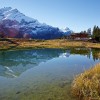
(0, 7, 37, 23)
(61, 27, 73, 36)
(61, 27, 70, 32)
(0, 7, 12, 14)
(0, 7, 71, 39)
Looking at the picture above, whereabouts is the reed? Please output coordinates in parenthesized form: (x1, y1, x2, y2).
(71, 63, 100, 100)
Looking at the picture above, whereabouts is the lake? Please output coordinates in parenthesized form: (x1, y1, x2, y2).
(0, 48, 100, 100)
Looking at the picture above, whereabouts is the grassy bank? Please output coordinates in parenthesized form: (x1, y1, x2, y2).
(0, 38, 100, 50)
(71, 63, 100, 100)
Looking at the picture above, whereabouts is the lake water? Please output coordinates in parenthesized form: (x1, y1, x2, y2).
(0, 48, 100, 100)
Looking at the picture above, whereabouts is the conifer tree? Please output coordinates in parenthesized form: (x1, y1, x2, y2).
(92, 25, 100, 42)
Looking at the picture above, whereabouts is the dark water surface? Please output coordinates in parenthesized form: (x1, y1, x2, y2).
(0, 48, 100, 100)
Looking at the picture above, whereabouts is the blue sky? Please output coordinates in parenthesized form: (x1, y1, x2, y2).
(0, 0, 100, 32)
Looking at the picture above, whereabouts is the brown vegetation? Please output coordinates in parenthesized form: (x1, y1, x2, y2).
(71, 63, 100, 100)
(0, 38, 100, 50)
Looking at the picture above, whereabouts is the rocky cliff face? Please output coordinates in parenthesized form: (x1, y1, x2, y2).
(0, 7, 71, 39)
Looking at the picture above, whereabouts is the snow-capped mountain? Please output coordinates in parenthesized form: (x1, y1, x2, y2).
(61, 27, 73, 36)
(0, 7, 34, 22)
(0, 49, 65, 78)
(0, 7, 71, 39)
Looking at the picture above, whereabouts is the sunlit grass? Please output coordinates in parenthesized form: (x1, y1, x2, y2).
(0, 39, 100, 50)
(71, 63, 100, 100)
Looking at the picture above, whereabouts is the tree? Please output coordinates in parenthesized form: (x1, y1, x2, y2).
(87, 28, 91, 35)
(92, 25, 100, 42)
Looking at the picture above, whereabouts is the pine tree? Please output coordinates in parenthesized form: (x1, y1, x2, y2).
(87, 28, 91, 35)
(92, 25, 100, 42)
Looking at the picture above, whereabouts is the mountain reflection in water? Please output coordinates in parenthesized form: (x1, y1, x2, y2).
(0, 48, 99, 78)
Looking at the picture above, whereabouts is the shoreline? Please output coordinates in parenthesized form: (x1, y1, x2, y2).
(0, 39, 100, 50)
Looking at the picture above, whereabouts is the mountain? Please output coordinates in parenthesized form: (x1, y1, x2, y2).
(0, 7, 71, 39)
(0, 49, 65, 78)
(61, 27, 73, 36)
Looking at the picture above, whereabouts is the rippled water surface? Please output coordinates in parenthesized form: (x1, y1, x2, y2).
(0, 48, 100, 100)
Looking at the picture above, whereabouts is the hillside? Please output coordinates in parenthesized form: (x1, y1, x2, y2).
(0, 7, 72, 39)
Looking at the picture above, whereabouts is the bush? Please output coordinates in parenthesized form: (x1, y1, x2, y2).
(71, 63, 100, 100)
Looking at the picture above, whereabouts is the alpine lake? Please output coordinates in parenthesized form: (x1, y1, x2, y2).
(0, 48, 100, 100)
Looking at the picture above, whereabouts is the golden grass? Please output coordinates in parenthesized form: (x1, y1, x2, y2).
(0, 39, 100, 50)
(71, 63, 100, 100)
(12, 39, 100, 49)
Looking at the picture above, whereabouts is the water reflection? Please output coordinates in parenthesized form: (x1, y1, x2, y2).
(0, 49, 65, 78)
(92, 48, 100, 61)
(0, 48, 100, 100)
(0, 48, 99, 78)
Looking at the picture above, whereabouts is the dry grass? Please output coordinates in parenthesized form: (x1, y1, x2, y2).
(71, 63, 100, 100)
(0, 39, 100, 50)
(15, 39, 100, 49)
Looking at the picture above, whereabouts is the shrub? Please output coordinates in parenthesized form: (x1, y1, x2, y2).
(71, 63, 100, 100)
